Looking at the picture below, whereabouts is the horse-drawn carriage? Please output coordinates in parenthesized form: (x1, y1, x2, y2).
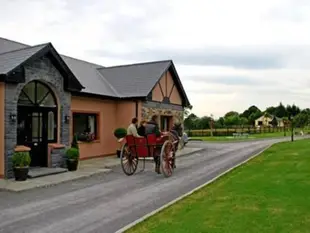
(120, 131, 180, 178)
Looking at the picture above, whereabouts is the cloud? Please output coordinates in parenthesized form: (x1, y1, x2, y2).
(1, 0, 310, 118)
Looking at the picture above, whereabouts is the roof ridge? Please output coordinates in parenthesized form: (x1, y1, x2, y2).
(0, 42, 50, 56)
(61, 54, 105, 67)
(95, 70, 120, 97)
(101, 59, 172, 70)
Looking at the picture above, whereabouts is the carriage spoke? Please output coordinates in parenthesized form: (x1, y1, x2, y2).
(121, 144, 139, 176)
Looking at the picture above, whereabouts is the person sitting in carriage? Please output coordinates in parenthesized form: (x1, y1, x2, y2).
(127, 117, 143, 138)
(137, 120, 147, 137)
(145, 115, 161, 137)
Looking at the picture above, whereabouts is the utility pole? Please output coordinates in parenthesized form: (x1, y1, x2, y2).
(289, 115, 294, 142)
(210, 114, 214, 137)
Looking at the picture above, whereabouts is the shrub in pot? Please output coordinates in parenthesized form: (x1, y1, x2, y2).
(12, 151, 31, 181)
(114, 128, 127, 158)
(114, 128, 127, 139)
(66, 147, 80, 171)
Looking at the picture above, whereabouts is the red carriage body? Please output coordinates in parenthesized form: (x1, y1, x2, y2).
(120, 133, 177, 177)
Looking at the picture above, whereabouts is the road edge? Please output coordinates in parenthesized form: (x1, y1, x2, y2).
(115, 142, 277, 233)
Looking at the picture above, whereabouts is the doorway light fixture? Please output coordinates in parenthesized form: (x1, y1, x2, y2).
(65, 115, 70, 123)
(10, 113, 17, 122)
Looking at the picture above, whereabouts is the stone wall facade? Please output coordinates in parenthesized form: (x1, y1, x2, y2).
(4, 56, 71, 178)
(141, 101, 184, 125)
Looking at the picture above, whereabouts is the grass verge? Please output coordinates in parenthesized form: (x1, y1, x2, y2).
(126, 139, 310, 233)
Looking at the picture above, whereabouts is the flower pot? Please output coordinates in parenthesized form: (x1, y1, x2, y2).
(116, 149, 121, 158)
(66, 159, 79, 171)
(13, 167, 29, 181)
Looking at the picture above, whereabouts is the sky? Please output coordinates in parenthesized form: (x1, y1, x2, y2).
(1, 0, 310, 118)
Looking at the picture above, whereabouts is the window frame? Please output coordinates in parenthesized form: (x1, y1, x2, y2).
(72, 112, 100, 141)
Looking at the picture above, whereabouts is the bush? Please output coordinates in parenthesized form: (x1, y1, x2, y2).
(66, 147, 79, 160)
(114, 128, 127, 139)
(12, 151, 31, 168)
(71, 134, 79, 149)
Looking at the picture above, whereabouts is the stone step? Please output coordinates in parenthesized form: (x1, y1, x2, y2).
(27, 167, 68, 179)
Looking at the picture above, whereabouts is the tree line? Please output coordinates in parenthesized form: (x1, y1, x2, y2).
(184, 102, 310, 130)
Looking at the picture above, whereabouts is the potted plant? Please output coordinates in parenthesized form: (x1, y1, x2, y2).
(12, 151, 31, 181)
(66, 147, 79, 171)
(65, 136, 80, 171)
(114, 128, 127, 157)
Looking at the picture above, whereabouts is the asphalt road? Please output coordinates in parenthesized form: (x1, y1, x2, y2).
(0, 137, 306, 233)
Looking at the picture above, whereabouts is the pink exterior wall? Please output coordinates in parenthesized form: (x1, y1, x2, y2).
(71, 96, 142, 159)
(116, 101, 142, 128)
(71, 96, 118, 159)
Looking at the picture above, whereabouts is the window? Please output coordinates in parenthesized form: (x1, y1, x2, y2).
(160, 116, 172, 131)
(73, 113, 98, 141)
(18, 80, 57, 107)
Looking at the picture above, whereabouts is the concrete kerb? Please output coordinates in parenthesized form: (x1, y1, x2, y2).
(0, 169, 112, 193)
(115, 142, 278, 233)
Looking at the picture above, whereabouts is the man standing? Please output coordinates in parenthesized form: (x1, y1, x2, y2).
(127, 117, 142, 137)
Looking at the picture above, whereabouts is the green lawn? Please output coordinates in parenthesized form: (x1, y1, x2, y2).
(192, 132, 292, 142)
(126, 139, 310, 233)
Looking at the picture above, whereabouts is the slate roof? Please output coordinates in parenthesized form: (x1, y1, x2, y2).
(61, 55, 118, 97)
(0, 43, 48, 74)
(0, 37, 190, 106)
(98, 60, 172, 97)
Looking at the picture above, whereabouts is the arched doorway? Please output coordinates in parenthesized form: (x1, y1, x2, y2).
(17, 80, 58, 167)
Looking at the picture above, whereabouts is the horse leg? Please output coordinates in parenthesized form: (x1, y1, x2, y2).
(153, 148, 161, 174)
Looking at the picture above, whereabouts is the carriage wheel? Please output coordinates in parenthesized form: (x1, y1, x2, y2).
(160, 140, 175, 178)
(120, 143, 138, 176)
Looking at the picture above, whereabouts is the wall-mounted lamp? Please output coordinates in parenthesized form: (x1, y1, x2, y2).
(10, 113, 17, 122)
(64, 115, 70, 123)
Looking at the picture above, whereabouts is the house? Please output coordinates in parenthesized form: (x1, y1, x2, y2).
(254, 114, 284, 127)
(0, 37, 190, 179)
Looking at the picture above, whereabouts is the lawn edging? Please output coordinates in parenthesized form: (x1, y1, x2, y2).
(115, 142, 279, 233)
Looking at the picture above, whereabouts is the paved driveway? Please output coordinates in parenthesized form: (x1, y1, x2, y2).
(0, 137, 306, 233)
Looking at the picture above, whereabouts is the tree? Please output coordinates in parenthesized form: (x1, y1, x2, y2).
(214, 117, 225, 128)
(224, 115, 240, 126)
(239, 117, 248, 126)
(265, 106, 276, 115)
(286, 104, 301, 117)
(274, 102, 287, 118)
(224, 111, 239, 118)
(293, 112, 309, 128)
(184, 113, 199, 130)
(240, 105, 261, 119)
(196, 116, 211, 129)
